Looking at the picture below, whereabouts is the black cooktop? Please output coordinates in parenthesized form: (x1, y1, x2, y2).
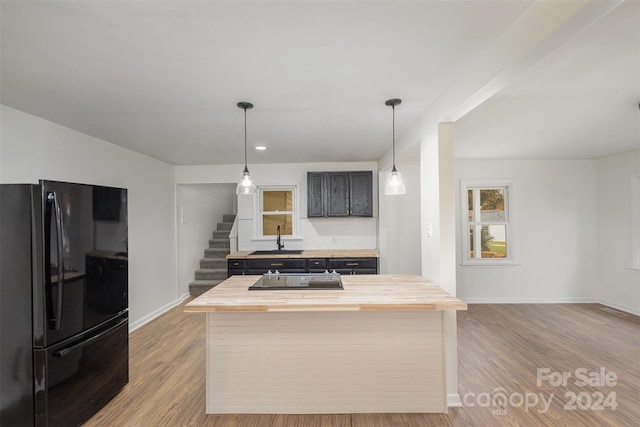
(248, 272, 343, 290)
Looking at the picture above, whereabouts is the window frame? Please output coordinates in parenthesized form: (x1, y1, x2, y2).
(460, 180, 515, 266)
(256, 185, 299, 239)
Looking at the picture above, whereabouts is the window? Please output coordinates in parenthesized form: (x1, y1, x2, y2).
(258, 186, 297, 237)
(461, 181, 514, 265)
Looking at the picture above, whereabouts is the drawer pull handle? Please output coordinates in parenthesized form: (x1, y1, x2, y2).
(270, 263, 283, 267)
(346, 263, 359, 266)
(313, 262, 320, 265)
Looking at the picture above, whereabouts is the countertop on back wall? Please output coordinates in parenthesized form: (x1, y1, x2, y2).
(226, 249, 379, 259)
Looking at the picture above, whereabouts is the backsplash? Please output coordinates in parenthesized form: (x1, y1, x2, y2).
(236, 217, 377, 251)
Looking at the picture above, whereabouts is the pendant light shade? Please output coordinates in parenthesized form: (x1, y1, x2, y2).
(384, 98, 406, 195)
(236, 102, 257, 196)
(385, 166, 406, 196)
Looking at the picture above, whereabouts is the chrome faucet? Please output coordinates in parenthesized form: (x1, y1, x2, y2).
(276, 225, 284, 250)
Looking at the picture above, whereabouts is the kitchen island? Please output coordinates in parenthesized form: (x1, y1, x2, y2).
(184, 274, 466, 414)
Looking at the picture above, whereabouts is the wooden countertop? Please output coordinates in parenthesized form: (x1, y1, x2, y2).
(227, 249, 379, 259)
(183, 274, 467, 313)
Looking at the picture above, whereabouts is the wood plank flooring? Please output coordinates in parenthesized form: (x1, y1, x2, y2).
(84, 303, 639, 426)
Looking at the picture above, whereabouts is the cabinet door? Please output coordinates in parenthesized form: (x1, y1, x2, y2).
(327, 172, 350, 217)
(349, 171, 373, 217)
(307, 172, 325, 217)
(227, 259, 246, 277)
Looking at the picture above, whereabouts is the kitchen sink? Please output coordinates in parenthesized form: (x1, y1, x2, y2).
(249, 249, 304, 255)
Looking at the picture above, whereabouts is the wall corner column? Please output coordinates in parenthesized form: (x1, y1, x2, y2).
(438, 122, 460, 407)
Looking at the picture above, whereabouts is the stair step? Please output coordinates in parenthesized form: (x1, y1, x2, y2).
(189, 280, 225, 297)
(209, 239, 230, 249)
(200, 258, 227, 269)
(212, 230, 230, 239)
(222, 214, 236, 223)
(204, 248, 229, 258)
(217, 222, 232, 231)
(195, 268, 227, 280)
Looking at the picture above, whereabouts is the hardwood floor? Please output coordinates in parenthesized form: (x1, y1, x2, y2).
(84, 303, 639, 426)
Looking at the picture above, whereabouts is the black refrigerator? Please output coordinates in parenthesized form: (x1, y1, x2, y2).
(1, 180, 129, 426)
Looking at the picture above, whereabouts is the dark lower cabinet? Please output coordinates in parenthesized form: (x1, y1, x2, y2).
(227, 259, 246, 277)
(228, 257, 378, 277)
(244, 258, 307, 274)
(306, 258, 328, 273)
(328, 258, 378, 275)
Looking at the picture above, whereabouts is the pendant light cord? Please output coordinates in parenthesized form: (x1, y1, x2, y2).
(237, 102, 253, 172)
(392, 104, 396, 170)
(243, 106, 248, 169)
(385, 98, 401, 173)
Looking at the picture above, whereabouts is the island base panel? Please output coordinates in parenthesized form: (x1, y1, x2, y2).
(205, 311, 446, 414)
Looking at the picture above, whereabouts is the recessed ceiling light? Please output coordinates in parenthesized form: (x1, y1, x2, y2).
(255, 146, 267, 151)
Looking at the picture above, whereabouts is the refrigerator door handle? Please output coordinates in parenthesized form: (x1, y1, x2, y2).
(52, 317, 128, 358)
(47, 191, 65, 331)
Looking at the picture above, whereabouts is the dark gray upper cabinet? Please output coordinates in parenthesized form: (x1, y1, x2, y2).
(307, 172, 325, 217)
(307, 171, 372, 218)
(349, 171, 373, 217)
(327, 172, 350, 217)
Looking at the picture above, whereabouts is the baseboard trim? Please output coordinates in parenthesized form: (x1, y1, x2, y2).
(129, 292, 191, 332)
(597, 298, 640, 316)
(461, 297, 597, 304)
(447, 393, 462, 408)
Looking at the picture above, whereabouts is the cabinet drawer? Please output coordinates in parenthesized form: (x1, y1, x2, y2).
(306, 258, 327, 271)
(227, 260, 246, 269)
(246, 258, 307, 271)
(328, 258, 378, 270)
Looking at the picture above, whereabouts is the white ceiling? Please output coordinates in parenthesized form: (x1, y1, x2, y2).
(454, 0, 640, 159)
(1, 1, 638, 165)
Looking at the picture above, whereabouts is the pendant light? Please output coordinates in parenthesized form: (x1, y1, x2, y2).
(384, 98, 406, 195)
(236, 102, 257, 196)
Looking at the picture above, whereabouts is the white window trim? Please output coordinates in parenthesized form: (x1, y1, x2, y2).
(254, 185, 301, 240)
(631, 174, 640, 271)
(460, 179, 516, 266)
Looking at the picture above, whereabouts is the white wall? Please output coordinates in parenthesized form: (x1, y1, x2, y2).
(0, 105, 178, 329)
(376, 109, 441, 281)
(596, 150, 640, 315)
(377, 142, 421, 275)
(176, 184, 235, 295)
(175, 161, 378, 251)
(455, 159, 599, 303)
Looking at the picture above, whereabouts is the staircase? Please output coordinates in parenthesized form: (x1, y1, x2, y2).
(188, 214, 234, 297)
